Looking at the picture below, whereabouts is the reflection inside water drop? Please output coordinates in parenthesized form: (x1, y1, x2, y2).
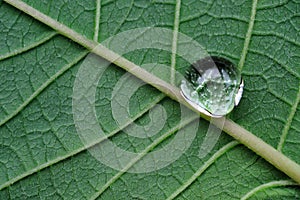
(180, 56, 244, 117)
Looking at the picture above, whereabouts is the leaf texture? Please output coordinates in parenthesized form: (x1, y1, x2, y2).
(0, 0, 299, 199)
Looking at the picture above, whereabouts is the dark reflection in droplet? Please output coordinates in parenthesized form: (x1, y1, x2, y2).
(180, 56, 243, 117)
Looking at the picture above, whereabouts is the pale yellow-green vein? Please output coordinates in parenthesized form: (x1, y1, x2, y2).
(241, 180, 299, 200)
(170, 0, 181, 85)
(0, 32, 57, 61)
(90, 114, 199, 200)
(0, 93, 165, 190)
(166, 141, 240, 200)
(93, 0, 101, 42)
(4, 0, 300, 186)
(0, 51, 88, 127)
(277, 83, 300, 151)
(238, 0, 258, 71)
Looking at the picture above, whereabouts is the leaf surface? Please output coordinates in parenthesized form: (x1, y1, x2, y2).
(0, 0, 299, 199)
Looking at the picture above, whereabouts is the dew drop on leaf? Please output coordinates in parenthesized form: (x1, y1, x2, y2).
(180, 56, 244, 117)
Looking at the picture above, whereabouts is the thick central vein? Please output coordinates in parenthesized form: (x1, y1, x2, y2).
(3, 0, 300, 187)
(91, 2, 183, 197)
(238, 0, 258, 71)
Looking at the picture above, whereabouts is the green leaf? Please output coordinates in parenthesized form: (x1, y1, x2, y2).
(0, 0, 300, 199)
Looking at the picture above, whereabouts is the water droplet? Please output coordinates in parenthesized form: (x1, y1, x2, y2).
(180, 56, 243, 117)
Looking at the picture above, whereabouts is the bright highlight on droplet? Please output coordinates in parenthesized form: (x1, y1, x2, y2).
(180, 56, 244, 118)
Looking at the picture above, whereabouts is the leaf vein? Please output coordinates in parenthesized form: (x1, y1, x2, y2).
(0, 51, 88, 127)
(90, 113, 199, 200)
(252, 31, 300, 47)
(4, 0, 300, 186)
(0, 94, 165, 190)
(0, 32, 57, 61)
(111, 0, 134, 36)
(170, 0, 181, 85)
(238, 0, 258, 71)
(93, 0, 101, 42)
(268, 90, 293, 107)
(277, 83, 300, 151)
(248, 49, 300, 79)
(241, 180, 299, 200)
(166, 141, 240, 200)
(256, 0, 289, 10)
